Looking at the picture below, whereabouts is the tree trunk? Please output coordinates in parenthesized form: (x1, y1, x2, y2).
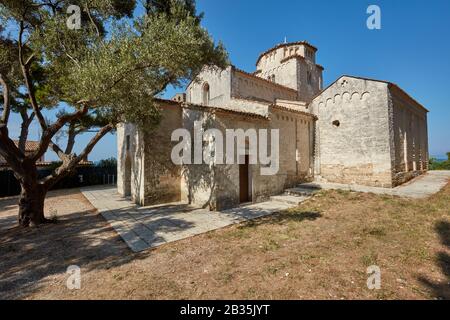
(18, 184, 49, 227)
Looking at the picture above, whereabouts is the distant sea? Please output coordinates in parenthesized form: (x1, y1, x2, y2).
(432, 155, 448, 162)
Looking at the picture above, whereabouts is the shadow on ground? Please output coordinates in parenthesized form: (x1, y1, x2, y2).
(418, 220, 450, 299)
(240, 210, 322, 228)
(0, 208, 152, 299)
(0, 199, 321, 299)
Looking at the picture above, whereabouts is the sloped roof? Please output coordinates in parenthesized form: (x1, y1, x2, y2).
(270, 104, 318, 120)
(154, 97, 269, 119)
(279, 55, 325, 71)
(13, 140, 40, 152)
(181, 102, 269, 120)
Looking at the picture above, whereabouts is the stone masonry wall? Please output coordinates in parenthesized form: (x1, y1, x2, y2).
(117, 103, 183, 206)
(142, 103, 183, 205)
(117, 122, 146, 204)
(212, 108, 315, 210)
(118, 100, 314, 210)
(187, 66, 232, 107)
(180, 107, 216, 208)
(389, 86, 428, 186)
(311, 76, 394, 187)
(296, 58, 323, 102)
(231, 69, 298, 103)
(262, 58, 298, 91)
(177, 104, 315, 210)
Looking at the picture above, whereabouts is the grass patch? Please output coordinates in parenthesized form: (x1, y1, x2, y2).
(362, 227, 387, 238)
(260, 238, 281, 252)
(360, 251, 379, 266)
(1, 182, 450, 299)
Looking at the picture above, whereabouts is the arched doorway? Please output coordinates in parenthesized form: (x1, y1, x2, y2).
(202, 82, 210, 105)
(239, 154, 251, 203)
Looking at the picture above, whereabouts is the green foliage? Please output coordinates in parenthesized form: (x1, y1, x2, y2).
(96, 157, 117, 168)
(144, 0, 203, 24)
(0, 42, 58, 113)
(1, 0, 228, 131)
(0, 0, 228, 207)
(46, 161, 63, 171)
(429, 155, 450, 170)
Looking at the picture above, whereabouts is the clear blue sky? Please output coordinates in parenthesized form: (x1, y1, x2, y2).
(7, 0, 450, 160)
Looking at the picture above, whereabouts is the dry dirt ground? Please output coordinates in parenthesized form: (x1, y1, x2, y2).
(0, 184, 449, 300)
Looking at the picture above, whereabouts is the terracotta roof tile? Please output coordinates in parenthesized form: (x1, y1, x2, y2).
(13, 140, 39, 152)
(180, 102, 269, 120)
(151, 97, 269, 119)
(269, 104, 317, 120)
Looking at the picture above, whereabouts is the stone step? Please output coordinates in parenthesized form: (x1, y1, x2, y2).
(270, 194, 309, 206)
(285, 185, 320, 196)
(299, 182, 323, 189)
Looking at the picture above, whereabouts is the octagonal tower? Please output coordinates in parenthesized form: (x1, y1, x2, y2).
(254, 41, 324, 102)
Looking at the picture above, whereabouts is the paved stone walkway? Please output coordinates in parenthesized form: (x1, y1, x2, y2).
(81, 186, 301, 252)
(300, 170, 450, 199)
(81, 171, 449, 252)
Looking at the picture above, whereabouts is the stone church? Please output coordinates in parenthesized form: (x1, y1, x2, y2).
(117, 41, 429, 210)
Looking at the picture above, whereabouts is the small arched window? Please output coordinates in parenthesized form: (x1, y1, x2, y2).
(307, 71, 312, 85)
(202, 82, 210, 105)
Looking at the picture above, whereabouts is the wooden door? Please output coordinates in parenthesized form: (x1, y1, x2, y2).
(239, 155, 251, 203)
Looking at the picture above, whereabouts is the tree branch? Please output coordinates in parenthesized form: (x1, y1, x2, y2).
(18, 20, 47, 131)
(42, 123, 114, 188)
(55, 29, 81, 68)
(18, 109, 35, 153)
(24, 53, 35, 67)
(152, 74, 177, 96)
(76, 123, 113, 162)
(49, 140, 72, 162)
(0, 123, 26, 175)
(65, 121, 77, 154)
(107, 62, 156, 93)
(31, 105, 89, 161)
(0, 73, 11, 124)
(85, 3, 101, 37)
